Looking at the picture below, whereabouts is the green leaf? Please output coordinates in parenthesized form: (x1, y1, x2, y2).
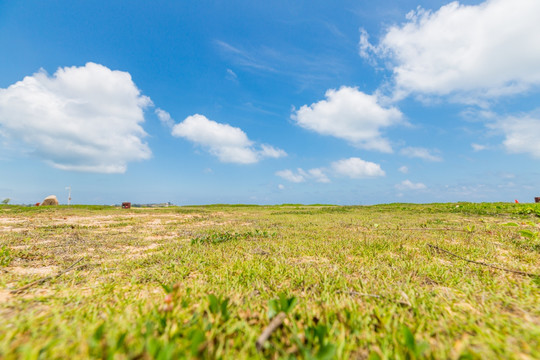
(189, 329, 206, 356)
(208, 294, 219, 314)
(92, 323, 105, 341)
(314, 325, 328, 345)
(268, 299, 279, 319)
(220, 297, 230, 320)
(114, 332, 127, 350)
(519, 229, 538, 240)
(316, 344, 336, 360)
(158, 282, 173, 294)
(286, 296, 298, 313)
(401, 325, 416, 352)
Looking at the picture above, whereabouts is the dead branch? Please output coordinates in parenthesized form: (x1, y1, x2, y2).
(256, 312, 287, 352)
(336, 290, 382, 298)
(427, 244, 539, 278)
(10, 257, 85, 294)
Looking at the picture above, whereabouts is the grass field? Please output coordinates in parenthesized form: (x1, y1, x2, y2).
(0, 203, 539, 359)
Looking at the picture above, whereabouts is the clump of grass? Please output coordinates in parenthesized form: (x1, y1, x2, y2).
(0, 245, 12, 267)
(191, 229, 275, 244)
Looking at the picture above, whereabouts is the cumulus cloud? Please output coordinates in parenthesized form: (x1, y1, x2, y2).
(400, 147, 442, 162)
(395, 180, 427, 190)
(291, 86, 403, 152)
(172, 114, 286, 164)
(0, 62, 152, 173)
(361, 0, 540, 101)
(331, 157, 385, 178)
(490, 114, 540, 158)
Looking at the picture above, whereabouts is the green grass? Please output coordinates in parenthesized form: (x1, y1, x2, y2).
(0, 203, 539, 359)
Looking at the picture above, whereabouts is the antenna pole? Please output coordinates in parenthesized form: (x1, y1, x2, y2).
(65, 186, 71, 205)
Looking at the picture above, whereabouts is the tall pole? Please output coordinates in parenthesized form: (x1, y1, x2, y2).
(65, 186, 71, 205)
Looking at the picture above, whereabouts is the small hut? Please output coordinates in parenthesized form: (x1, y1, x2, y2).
(41, 195, 59, 206)
(122, 202, 131, 209)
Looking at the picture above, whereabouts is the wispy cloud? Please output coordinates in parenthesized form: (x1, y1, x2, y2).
(215, 40, 278, 72)
(398, 166, 409, 174)
(226, 68, 238, 83)
(155, 108, 174, 128)
(395, 180, 426, 190)
(471, 143, 487, 151)
(400, 147, 442, 162)
(215, 40, 349, 88)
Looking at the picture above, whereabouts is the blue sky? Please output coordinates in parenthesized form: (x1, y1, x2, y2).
(1, 0, 539, 205)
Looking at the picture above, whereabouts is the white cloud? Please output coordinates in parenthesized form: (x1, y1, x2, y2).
(276, 169, 305, 183)
(0, 63, 151, 173)
(172, 114, 286, 164)
(400, 147, 442, 162)
(471, 143, 487, 151)
(331, 157, 385, 178)
(490, 114, 540, 158)
(226, 68, 238, 79)
(307, 168, 331, 183)
(398, 165, 409, 174)
(155, 108, 174, 128)
(278, 184, 285, 190)
(259, 144, 287, 159)
(275, 167, 330, 183)
(396, 180, 427, 190)
(361, 0, 540, 101)
(277, 157, 384, 183)
(291, 86, 403, 152)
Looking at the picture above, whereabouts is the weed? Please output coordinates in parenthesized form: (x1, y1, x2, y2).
(0, 245, 12, 266)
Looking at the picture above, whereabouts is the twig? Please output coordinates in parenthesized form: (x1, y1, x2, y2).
(256, 312, 287, 351)
(336, 290, 382, 298)
(10, 257, 85, 294)
(428, 244, 539, 277)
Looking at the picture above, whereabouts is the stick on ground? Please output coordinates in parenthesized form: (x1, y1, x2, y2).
(428, 244, 538, 278)
(256, 312, 287, 352)
(11, 257, 85, 294)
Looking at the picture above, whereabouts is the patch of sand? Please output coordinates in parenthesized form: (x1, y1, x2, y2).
(8, 266, 59, 276)
(0, 289, 10, 303)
